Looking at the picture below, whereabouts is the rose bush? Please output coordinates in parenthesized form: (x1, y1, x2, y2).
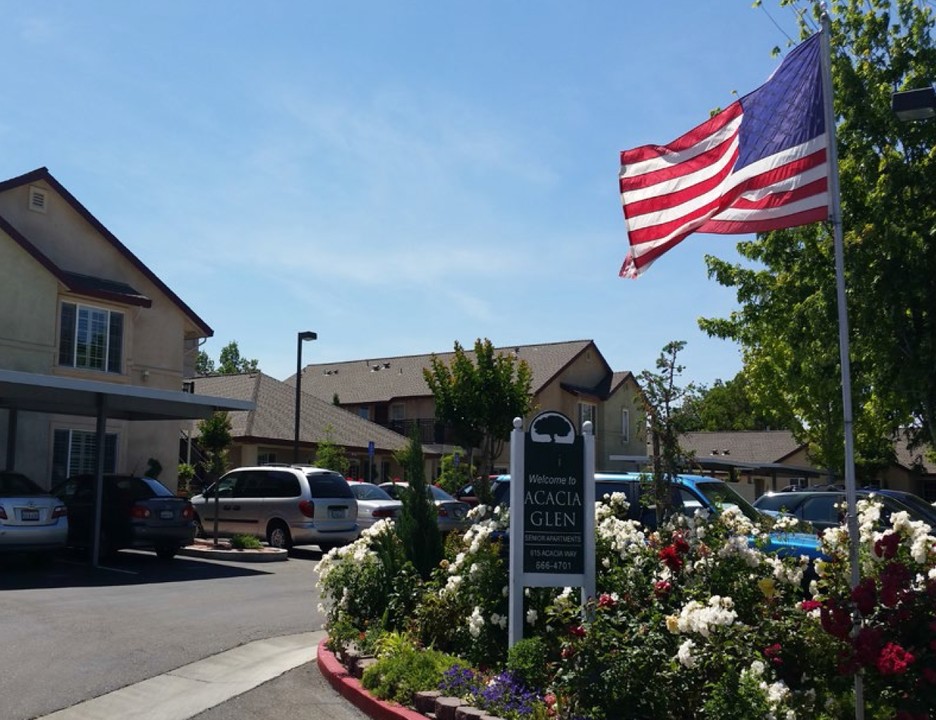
(315, 493, 936, 719)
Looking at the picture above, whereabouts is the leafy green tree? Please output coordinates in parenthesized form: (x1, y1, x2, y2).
(197, 411, 233, 545)
(701, 0, 936, 476)
(195, 350, 215, 376)
(393, 429, 442, 580)
(679, 370, 792, 432)
(638, 341, 697, 522)
(314, 425, 351, 475)
(435, 449, 475, 495)
(423, 339, 534, 503)
(218, 341, 259, 375)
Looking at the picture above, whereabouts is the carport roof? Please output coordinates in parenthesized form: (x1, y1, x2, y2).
(0, 369, 253, 421)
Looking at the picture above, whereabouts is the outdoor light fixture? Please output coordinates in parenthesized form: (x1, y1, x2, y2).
(294, 331, 318, 463)
(892, 85, 936, 121)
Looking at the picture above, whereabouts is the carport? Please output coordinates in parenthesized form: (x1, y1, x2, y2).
(0, 368, 254, 566)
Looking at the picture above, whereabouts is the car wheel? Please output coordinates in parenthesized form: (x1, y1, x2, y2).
(155, 544, 178, 560)
(266, 521, 293, 550)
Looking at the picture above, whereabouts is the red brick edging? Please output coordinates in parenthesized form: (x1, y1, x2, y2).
(317, 638, 427, 720)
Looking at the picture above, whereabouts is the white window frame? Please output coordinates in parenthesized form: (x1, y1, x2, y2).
(59, 301, 124, 373)
(577, 401, 597, 434)
(53, 428, 118, 481)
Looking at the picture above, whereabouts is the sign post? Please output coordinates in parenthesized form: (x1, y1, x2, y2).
(508, 412, 595, 648)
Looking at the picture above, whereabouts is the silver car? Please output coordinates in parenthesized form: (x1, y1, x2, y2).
(347, 481, 403, 532)
(378, 482, 471, 534)
(191, 465, 358, 551)
(0, 471, 68, 555)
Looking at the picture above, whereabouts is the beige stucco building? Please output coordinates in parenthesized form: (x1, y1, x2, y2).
(288, 339, 648, 478)
(0, 168, 214, 490)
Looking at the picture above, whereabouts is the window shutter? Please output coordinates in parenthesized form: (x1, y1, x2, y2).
(107, 311, 123, 373)
(59, 303, 76, 366)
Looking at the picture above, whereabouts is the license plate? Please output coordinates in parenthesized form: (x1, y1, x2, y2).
(328, 508, 347, 519)
(21, 509, 39, 521)
(159, 510, 174, 520)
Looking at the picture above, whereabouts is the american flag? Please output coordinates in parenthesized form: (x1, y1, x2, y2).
(619, 32, 829, 278)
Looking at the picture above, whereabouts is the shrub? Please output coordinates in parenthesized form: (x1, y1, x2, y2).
(230, 534, 262, 550)
(506, 636, 550, 693)
(361, 632, 462, 704)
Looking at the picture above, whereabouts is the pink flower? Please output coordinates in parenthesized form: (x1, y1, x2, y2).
(597, 593, 616, 609)
(654, 580, 672, 598)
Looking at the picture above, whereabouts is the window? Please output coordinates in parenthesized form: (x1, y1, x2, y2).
(389, 403, 405, 421)
(257, 452, 277, 465)
(358, 406, 370, 420)
(621, 409, 630, 444)
(59, 302, 123, 373)
(52, 429, 118, 485)
(577, 402, 596, 433)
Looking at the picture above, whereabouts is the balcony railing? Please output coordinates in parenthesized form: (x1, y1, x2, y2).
(381, 418, 455, 445)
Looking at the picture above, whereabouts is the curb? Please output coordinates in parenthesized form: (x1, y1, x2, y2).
(177, 544, 289, 563)
(317, 638, 427, 720)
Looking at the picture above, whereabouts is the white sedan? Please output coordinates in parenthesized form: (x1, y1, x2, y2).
(347, 481, 403, 532)
(0, 471, 68, 555)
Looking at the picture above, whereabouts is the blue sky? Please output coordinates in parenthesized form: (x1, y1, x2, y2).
(1, 2, 808, 386)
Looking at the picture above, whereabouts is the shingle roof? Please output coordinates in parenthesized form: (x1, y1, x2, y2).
(893, 430, 936, 475)
(680, 430, 804, 464)
(189, 373, 408, 452)
(291, 339, 600, 405)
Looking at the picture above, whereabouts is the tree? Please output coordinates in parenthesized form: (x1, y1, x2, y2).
(423, 339, 534, 504)
(314, 425, 351, 475)
(679, 370, 793, 432)
(434, 448, 475, 496)
(393, 429, 442, 580)
(197, 411, 233, 546)
(218, 341, 259, 375)
(638, 341, 697, 523)
(196, 341, 259, 376)
(701, 0, 936, 477)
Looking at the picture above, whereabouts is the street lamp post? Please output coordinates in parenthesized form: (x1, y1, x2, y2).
(294, 331, 317, 463)
(892, 84, 936, 121)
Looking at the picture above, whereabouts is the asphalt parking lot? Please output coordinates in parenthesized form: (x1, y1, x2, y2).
(0, 547, 344, 720)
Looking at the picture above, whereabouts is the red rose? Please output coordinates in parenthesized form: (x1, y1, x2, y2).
(763, 643, 783, 667)
(820, 602, 853, 640)
(800, 599, 822, 612)
(873, 531, 900, 560)
(568, 625, 586, 637)
(673, 533, 690, 554)
(880, 562, 912, 607)
(659, 545, 684, 572)
(851, 578, 877, 616)
(876, 642, 915, 676)
(853, 626, 883, 668)
(654, 580, 672, 598)
(597, 593, 616, 609)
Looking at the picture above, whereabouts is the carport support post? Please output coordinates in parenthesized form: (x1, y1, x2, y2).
(91, 393, 107, 568)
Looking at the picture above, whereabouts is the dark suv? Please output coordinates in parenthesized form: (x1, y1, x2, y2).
(754, 488, 936, 534)
(51, 474, 196, 559)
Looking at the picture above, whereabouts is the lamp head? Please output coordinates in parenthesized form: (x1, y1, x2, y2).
(892, 85, 936, 122)
(298, 331, 318, 342)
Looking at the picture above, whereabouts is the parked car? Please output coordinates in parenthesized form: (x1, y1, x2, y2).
(51, 474, 195, 559)
(191, 465, 358, 551)
(378, 482, 472, 534)
(0, 471, 68, 555)
(454, 475, 503, 507)
(347, 481, 403, 532)
(490, 473, 824, 560)
(754, 487, 936, 534)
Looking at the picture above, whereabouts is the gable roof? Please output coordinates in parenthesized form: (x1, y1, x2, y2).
(680, 430, 805, 464)
(292, 339, 602, 405)
(0, 168, 211, 336)
(189, 372, 408, 453)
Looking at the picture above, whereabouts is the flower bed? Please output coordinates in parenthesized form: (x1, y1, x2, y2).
(316, 494, 936, 719)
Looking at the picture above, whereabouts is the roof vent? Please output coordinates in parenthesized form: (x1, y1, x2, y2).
(383, 362, 391, 369)
(28, 186, 48, 214)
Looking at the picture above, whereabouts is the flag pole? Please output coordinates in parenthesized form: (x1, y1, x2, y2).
(819, 11, 864, 718)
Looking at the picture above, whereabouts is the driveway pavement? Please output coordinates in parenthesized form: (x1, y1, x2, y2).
(35, 631, 369, 720)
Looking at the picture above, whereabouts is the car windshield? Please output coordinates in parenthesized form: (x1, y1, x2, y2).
(693, 481, 762, 522)
(351, 483, 394, 501)
(886, 492, 936, 526)
(0, 472, 45, 497)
